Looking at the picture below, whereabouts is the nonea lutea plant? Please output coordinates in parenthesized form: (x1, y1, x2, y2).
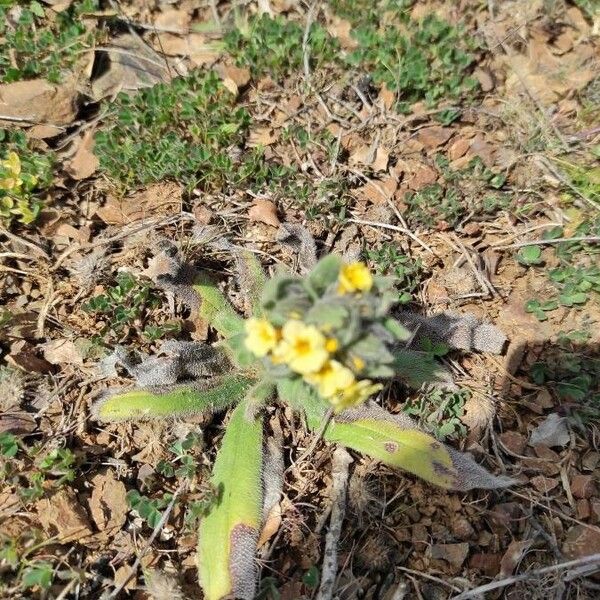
(95, 252, 512, 600)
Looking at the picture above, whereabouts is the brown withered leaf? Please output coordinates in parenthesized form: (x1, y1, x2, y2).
(216, 64, 251, 96)
(249, 199, 280, 227)
(65, 129, 99, 180)
(36, 488, 93, 543)
(89, 471, 128, 537)
(0, 78, 78, 132)
(417, 126, 453, 149)
(42, 338, 84, 366)
(96, 181, 182, 225)
(499, 539, 533, 577)
(248, 127, 278, 147)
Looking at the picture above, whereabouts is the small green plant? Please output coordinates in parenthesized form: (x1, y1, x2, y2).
(517, 245, 543, 266)
(404, 389, 468, 441)
(343, 11, 479, 109)
(529, 332, 599, 428)
(95, 71, 286, 193)
(0, 432, 19, 458)
(0, 0, 100, 83)
(94, 252, 511, 600)
(224, 13, 338, 78)
(82, 272, 163, 340)
(365, 244, 422, 303)
(525, 298, 559, 321)
(0, 129, 53, 225)
(404, 183, 464, 228)
(127, 490, 174, 529)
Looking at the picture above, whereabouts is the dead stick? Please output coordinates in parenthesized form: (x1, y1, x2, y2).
(316, 447, 353, 600)
(452, 553, 600, 599)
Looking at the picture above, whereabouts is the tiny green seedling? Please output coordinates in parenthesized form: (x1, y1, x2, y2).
(94, 253, 511, 600)
(517, 245, 543, 266)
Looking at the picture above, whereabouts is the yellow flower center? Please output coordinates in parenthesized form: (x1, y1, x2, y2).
(273, 320, 328, 374)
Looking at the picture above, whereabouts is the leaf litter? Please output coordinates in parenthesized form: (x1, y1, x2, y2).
(0, 0, 599, 599)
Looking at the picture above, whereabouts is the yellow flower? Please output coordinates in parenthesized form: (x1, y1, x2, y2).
(350, 355, 365, 372)
(244, 317, 279, 357)
(273, 320, 328, 374)
(325, 338, 339, 353)
(338, 262, 373, 295)
(0, 152, 23, 191)
(331, 379, 383, 412)
(305, 359, 355, 399)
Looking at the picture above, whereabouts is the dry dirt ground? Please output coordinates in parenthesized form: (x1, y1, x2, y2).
(1, 1, 599, 599)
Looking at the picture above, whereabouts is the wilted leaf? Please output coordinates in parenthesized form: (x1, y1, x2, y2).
(198, 401, 264, 600)
(36, 488, 93, 543)
(529, 413, 570, 448)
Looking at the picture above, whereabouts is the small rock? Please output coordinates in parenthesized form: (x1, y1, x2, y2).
(474, 68, 494, 92)
(529, 413, 570, 448)
(448, 137, 471, 160)
(417, 126, 454, 149)
(571, 474, 596, 499)
(499, 431, 527, 455)
(469, 553, 501, 576)
(430, 542, 470, 568)
(462, 222, 482, 236)
(531, 475, 559, 493)
(451, 516, 475, 540)
(576, 499, 591, 520)
(563, 525, 600, 559)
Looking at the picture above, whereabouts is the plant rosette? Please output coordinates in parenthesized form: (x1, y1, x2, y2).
(94, 252, 513, 600)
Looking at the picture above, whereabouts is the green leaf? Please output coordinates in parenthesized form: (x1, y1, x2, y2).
(392, 349, 455, 388)
(94, 376, 255, 422)
(300, 392, 512, 491)
(22, 562, 53, 590)
(192, 273, 244, 338)
(0, 432, 18, 457)
(197, 400, 264, 600)
(382, 317, 411, 341)
(307, 254, 342, 295)
(235, 250, 267, 315)
(517, 245, 542, 266)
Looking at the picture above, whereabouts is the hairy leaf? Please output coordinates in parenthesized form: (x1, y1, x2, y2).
(289, 383, 512, 491)
(307, 254, 342, 295)
(192, 273, 244, 338)
(392, 348, 456, 389)
(235, 250, 267, 315)
(94, 376, 255, 422)
(197, 400, 264, 600)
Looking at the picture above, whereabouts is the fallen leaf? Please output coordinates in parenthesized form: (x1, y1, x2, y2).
(355, 176, 397, 204)
(327, 16, 358, 50)
(36, 488, 93, 543)
(469, 553, 501, 577)
(563, 525, 600, 560)
(249, 199, 280, 227)
(96, 181, 182, 225)
(0, 78, 78, 131)
(257, 501, 281, 547)
(216, 64, 251, 93)
(91, 34, 173, 100)
(248, 127, 278, 147)
(154, 8, 190, 31)
(529, 413, 570, 448)
(42, 339, 84, 366)
(7, 341, 53, 374)
(499, 431, 527, 455)
(448, 137, 471, 160)
(474, 68, 494, 91)
(372, 146, 390, 172)
(65, 129, 99, 180)
(499, 539, 532, 577)
(88, 471, 128, 537)
(417, 126, 453, 149)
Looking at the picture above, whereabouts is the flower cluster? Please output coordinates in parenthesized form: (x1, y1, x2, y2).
(243, 259, 405, 412)
(0, 149, 47, 224)
(0, 152, 25, 192)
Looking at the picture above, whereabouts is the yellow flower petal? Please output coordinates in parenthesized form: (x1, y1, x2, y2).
(275, 320, 328, 374)
(325, 338, 339, 353)
(244, 317, 279, 357)
(305, 359, 355, 399)
(338, 262, 373, 295)
(330, 379, 383, 412)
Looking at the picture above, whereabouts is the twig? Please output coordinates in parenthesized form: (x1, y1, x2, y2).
(316, 447, 353, 600)
(302, 2, 317, 80)
(396, 566, 462, 593)
(452, 553, 600, 599)
(348, 217, 434, 254)
(288, 407, 334, 471)
(107, 483, 184, 598)
(0, 225, 50, 260)
(494, 236, 600, 250)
